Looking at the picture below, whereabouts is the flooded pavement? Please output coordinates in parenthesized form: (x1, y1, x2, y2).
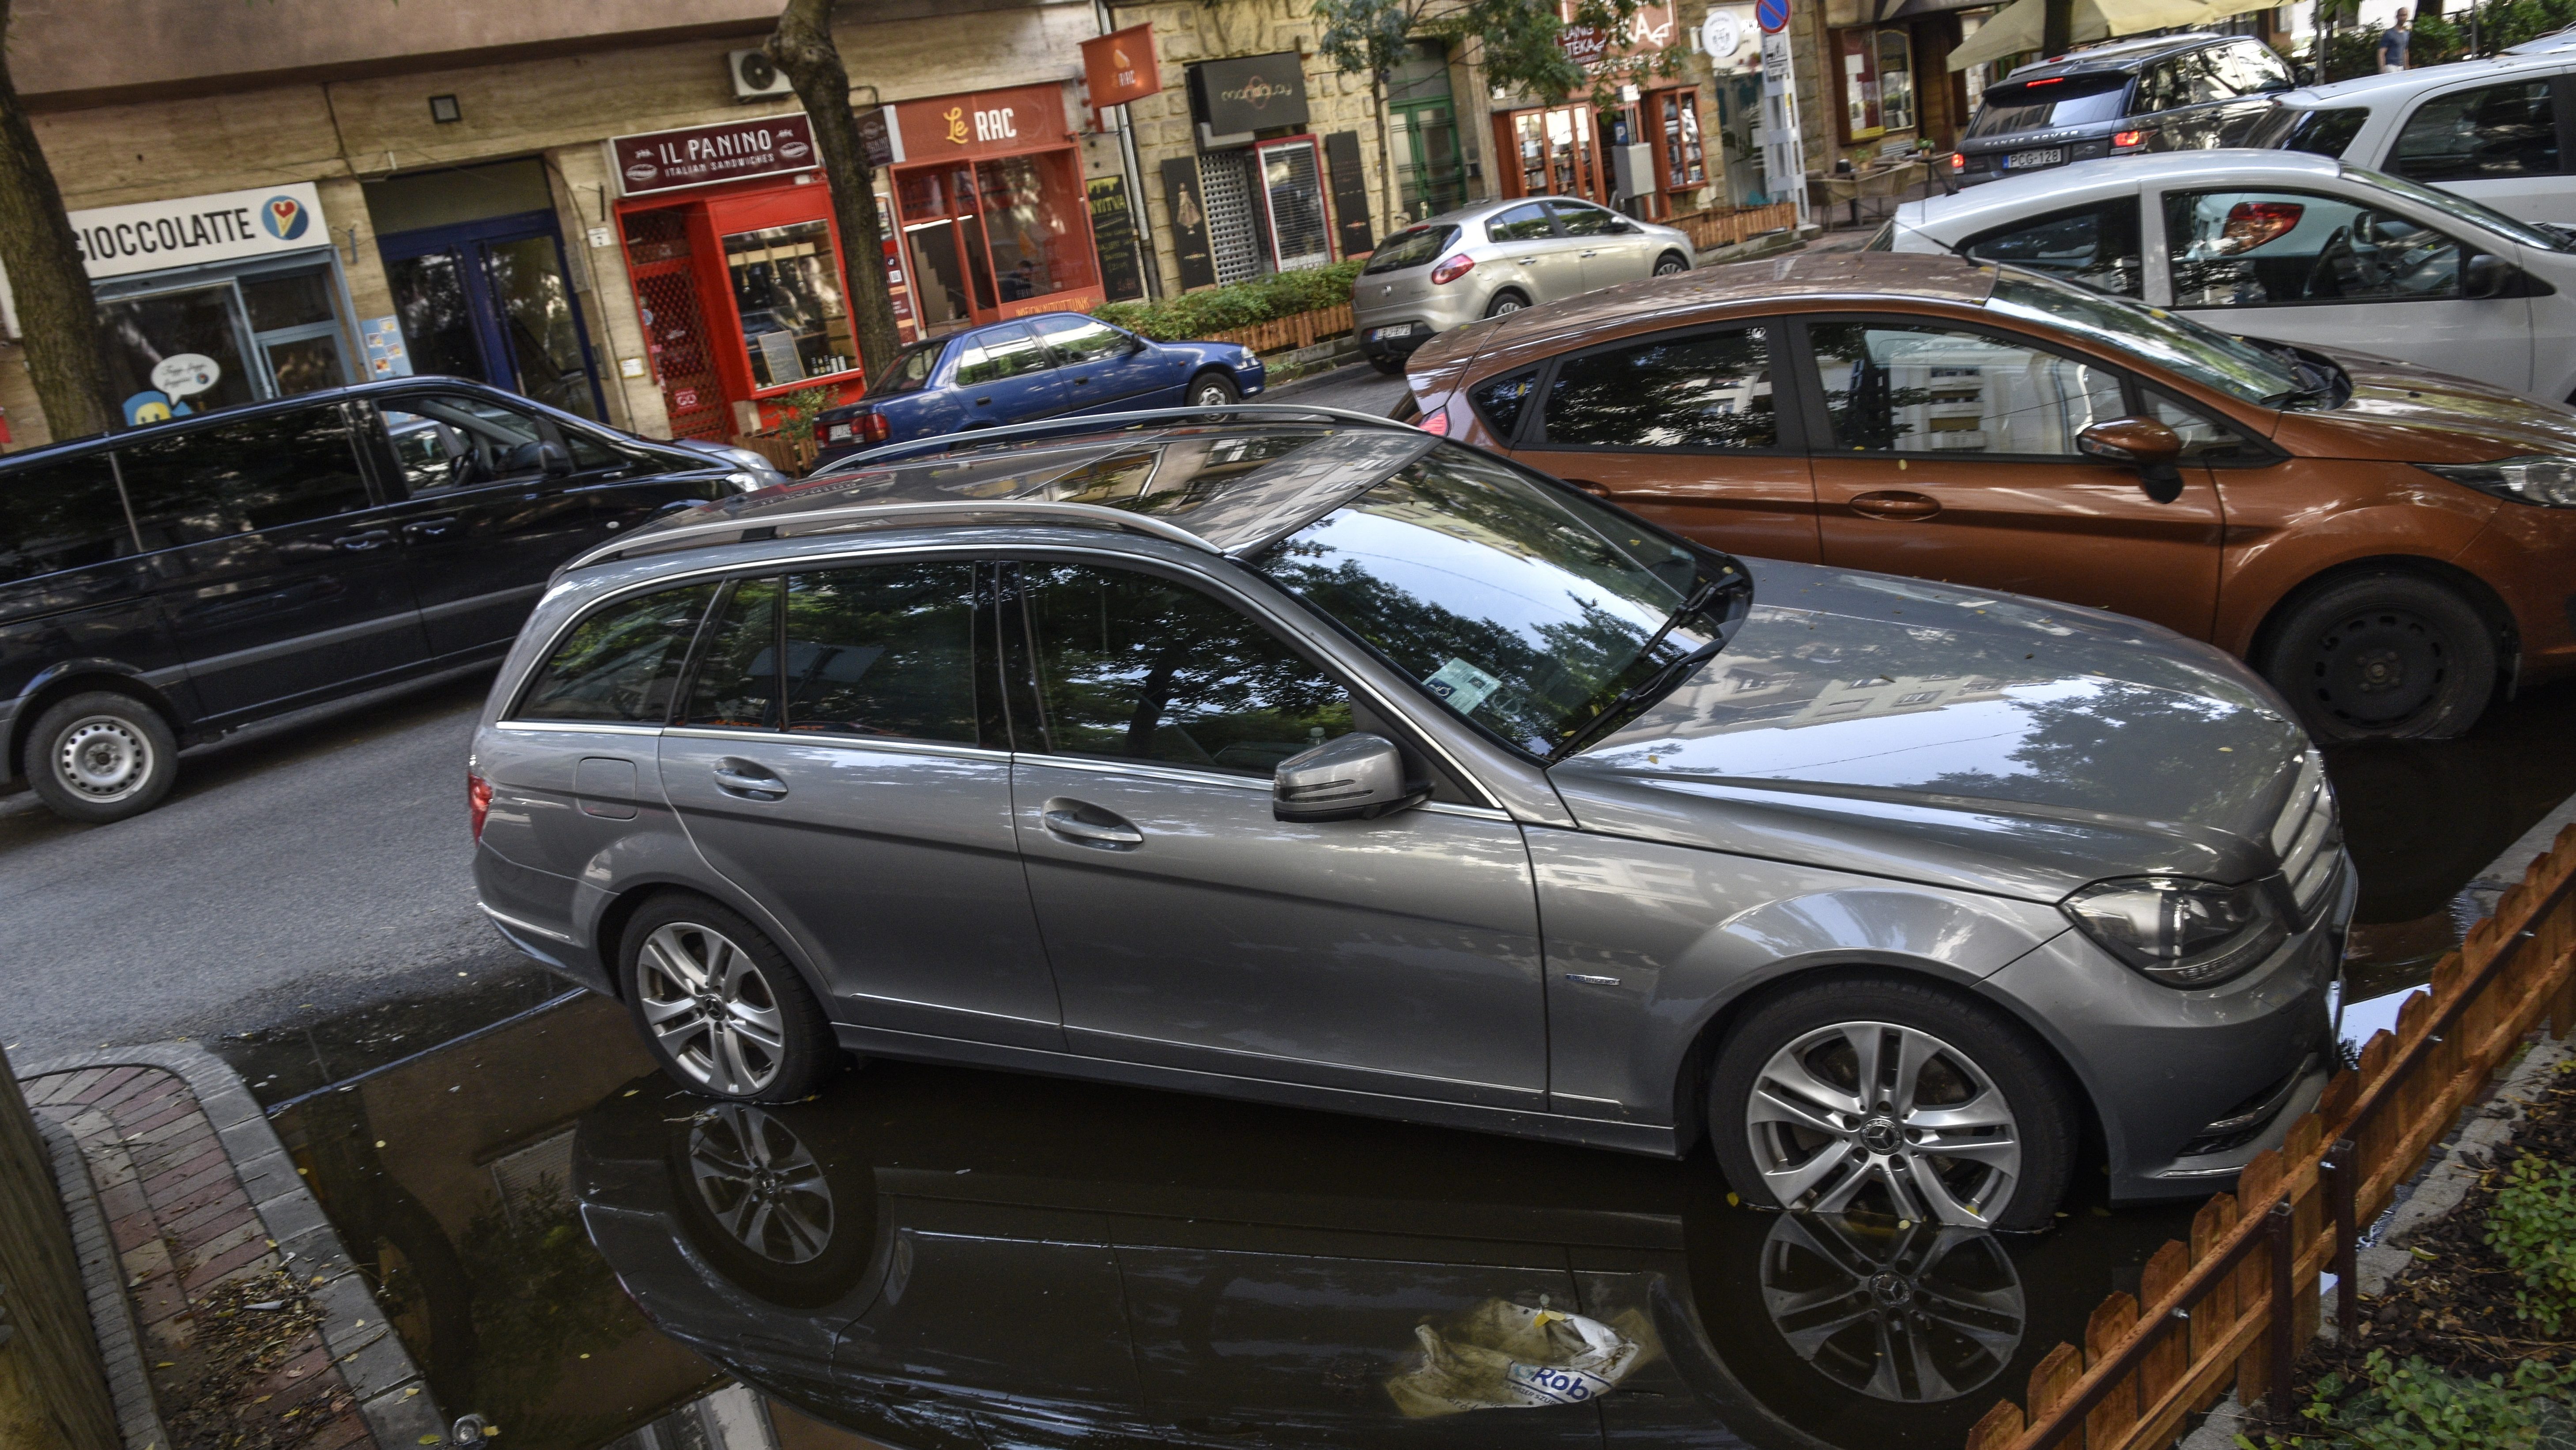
(239, 676, 2576, 1450)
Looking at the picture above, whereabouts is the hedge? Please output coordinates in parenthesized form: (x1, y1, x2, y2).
(1093, 258, 1367, 341)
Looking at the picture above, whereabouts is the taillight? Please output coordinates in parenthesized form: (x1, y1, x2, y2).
(857, 411, 891, 444)
(2112, 129, 2145, 149)
(1418, 406, 1450, 437)
(468, 773, 492, 843)
(1429, 253, 1475, 286)
(1949, 151, 1965, 171)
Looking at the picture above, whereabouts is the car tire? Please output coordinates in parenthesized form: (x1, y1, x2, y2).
(2255, 572, 2496, 742)
(621, 895, 842, 1103)
(1483, 290, 1529, 318)
(1708, 974, 2078, 1232)
(664, 1100, 876, 1309)
(1187, 371, 1240, 407)
(1654, 252, 1690, 276)
(23, 690, 179, 824)
(1369, 355, 1408, 376)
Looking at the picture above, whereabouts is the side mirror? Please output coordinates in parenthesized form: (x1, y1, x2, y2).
(504, 439, 573, 476)
(2076, 416, 2187, 504)
(2465, 252, 2518, 299)
(1272, 733, 1429, 823)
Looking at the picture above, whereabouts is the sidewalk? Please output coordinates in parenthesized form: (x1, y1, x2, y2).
(19, 1045, 446, 1450)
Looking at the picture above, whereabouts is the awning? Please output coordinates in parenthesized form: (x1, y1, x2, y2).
(1946, 0, 2279, 71)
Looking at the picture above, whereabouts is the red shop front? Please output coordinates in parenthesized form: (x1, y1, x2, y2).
(611, 112, 881, 442)
(883, 83, 1104, 333)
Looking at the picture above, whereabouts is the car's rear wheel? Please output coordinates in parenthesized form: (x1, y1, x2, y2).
(2256, 572, 2496, 742)
(1483, 290, 1529, 318)
(23, 690, 178, 824)
(1654, 252, 1690, 276)
(1709, 975, 2076, 1231)
(622, 895, 841, 1102)
(1188, 372, 1240, 407)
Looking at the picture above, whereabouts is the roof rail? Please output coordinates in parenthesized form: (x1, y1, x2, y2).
(816, 402, 1425, 475)
(560, 497, 1223, 574)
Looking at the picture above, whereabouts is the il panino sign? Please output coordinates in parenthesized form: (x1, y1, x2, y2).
(610, 114, 819, 197)
(68, 183, 329, 281)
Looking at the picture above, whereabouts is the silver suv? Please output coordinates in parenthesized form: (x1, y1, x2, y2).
(470, 407, 2348, 1230)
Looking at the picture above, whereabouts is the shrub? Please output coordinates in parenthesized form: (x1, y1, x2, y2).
(1094, 258, 1368, 342)
(2261, 1350, 2576, 1450)
(2485, 1153, 2576, 1334)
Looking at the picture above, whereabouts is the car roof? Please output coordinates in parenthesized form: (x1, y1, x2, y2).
(1899, 149, 2343, 231)
(0, 374, 579, 473)
(1451, 249, 1997, 352)
(1998, 30, 2230, 83)
(2273, 51, 2572, 108)
(566, 411, 1445, 572)
(1392, 195, 1618, 231)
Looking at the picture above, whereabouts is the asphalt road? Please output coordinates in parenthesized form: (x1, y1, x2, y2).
(1269, 358, 1411, 415)
(0, 672, 514, 1062)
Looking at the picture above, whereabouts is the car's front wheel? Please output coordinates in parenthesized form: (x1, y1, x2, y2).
(2255, 572, 2496, 741)
(1188, 372, 1240, 407)
(1654, 251, 1690, 276)
(1709, 975, 2077, 1231)
(23, 690, 179, 824)
(622, 895, 841, 1102)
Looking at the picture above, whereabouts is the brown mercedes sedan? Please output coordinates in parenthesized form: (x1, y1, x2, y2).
(1402, 251, 2576, 740)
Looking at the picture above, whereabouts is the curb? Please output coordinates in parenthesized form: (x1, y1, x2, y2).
(17, 1041, 450, 1449)
(36, 1112, 171, 1450)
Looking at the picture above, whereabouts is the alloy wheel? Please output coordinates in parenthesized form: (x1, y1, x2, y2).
(53, 716, 155, 803)
(637, 922, 790, 1095)
(1655, 258, 1687, 276)
(685, 1104, 835, 1265)
(1758, 1212, 2025, 1403)
(1743, 1021, 2022, 1226)
(1488, 295, 1524, 315)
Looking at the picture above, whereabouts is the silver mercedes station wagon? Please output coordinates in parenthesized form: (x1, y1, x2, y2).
(469, 407, 2348, 1230)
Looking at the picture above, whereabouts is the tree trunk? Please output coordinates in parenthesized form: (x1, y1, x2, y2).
(0, 0, 115, 444)
(767, 0, 903, 385)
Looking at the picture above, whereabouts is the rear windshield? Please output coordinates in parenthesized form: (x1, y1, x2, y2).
(866, 339, 944, 397)
(1967, 74, 2133, 138)
(1364, 225, 1459, 274)
(2265, 105, 2370, 157)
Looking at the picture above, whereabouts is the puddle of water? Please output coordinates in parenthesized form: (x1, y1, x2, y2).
(217, 966, 574, 1107)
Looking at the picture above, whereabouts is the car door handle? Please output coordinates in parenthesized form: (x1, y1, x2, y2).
(1580, 249, 1600, 257)
(1042, 804, 1144, 849)
(973, 396, 994, 406)
(1849, 490, 1942, 521)
(1072, 376, 1091, 384)
(401, 516, 459, 540)
(711, 759, 788, 801)
(332, 528, 393, 551)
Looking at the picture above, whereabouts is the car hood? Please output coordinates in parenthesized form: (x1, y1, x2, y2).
(2265, 343, 2576, 462)
(1548, 560, 2311, 902)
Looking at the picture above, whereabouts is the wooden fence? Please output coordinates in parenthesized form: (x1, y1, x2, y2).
(1203, 301, 1356, 356)
(1965, 821, 2576, 1450)
(1675, 200, 1801, 253)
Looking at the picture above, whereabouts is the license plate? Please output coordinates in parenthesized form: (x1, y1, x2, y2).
(2004, 147, 2064, 169)
(1371, 324, 1417, 340)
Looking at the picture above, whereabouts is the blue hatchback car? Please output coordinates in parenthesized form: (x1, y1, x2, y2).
(815, 314, 1263, 465)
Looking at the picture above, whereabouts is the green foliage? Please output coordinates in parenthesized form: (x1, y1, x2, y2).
(456, 1178, 649, 1448)
(2478, 0, 2576, 51)
(1093, 258, 1367, 341)
(2239, 1350, 2576, 1450)
(2485, 1153, 2576, 1334)
(2410, 13, 2467, 67)
(1310, 0, 1677, 108)
(777, 384, 837, 448)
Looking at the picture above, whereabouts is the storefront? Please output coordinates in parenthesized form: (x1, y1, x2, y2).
(1825, 0, 1985, 160)
(1495, 103, 1609, 206)
(70, 182, 362, 425)
(1182, 53, 1343, 285)
(610, 113, 871, 442)
(882, 83, 1103, 331)
(1490, 4, 1691, 215)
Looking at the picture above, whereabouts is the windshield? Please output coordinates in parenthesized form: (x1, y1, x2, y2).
(1252, 447, 1731, 758)
(1363, 224, 1460, 274)
(1967, 74, 2131, 138)
(866, 339, 944, 397)
(1986, 268, 2301, 406)
(2342, 161, 2575, 252)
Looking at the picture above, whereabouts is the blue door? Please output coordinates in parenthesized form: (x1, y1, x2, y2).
(951, 322, 1068, 427)
(379, 212, 607, 420)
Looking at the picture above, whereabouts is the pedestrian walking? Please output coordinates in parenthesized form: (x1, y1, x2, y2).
(2380, 10, 2412, 71)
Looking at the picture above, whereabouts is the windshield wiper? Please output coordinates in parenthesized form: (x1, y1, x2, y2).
(1549, 638, 1724, 763)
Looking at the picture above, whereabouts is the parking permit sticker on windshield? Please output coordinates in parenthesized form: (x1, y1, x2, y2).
(1422, 658, 1502, 714)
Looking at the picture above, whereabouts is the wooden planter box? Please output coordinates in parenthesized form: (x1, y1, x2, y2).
(1199, 301, 1355, 355)
(1673, 200, 1800, 253)
(730, 431, 816, 475)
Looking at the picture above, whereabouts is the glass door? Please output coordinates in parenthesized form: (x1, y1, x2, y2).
(1255, 137, 1332, 271)
(380, 211, 604, 418)
(1389, 102, 1465, 222)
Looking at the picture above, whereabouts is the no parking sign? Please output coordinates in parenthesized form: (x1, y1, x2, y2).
(1757, 0, 1789, 33)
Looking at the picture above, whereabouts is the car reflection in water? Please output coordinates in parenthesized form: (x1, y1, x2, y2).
(573, 1062, 2194, 1450)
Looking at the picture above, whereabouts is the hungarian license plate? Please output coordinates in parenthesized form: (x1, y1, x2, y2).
(2004, 147, 2065, 170)
(1372, 324, 1418, 340)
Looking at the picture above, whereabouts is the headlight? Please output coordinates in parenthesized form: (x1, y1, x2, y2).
(725, 471, 759, 493)
(2419, 456, 2576, 507)
(2062, 876, 2286, 988)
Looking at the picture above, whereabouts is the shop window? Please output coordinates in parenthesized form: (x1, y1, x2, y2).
(99, 286, 257, 422)
(725, 220, 856, 389)
(1839, 29, 1914, 140)
(1257, 138, 1332, 271)
(977, 152, 1098, 302)
(1658, 90, 1708, 190)
(1512, 106, 1597, 200)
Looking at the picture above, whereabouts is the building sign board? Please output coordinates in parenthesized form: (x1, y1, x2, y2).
(1082, 24, 1162, 113)
(887, 84, 1071, 162)
(1558, 4, 1678, 76)
(1190, 52, 1310, 136)
(609, 114, 817, 198)
(69, 182, 329, 280)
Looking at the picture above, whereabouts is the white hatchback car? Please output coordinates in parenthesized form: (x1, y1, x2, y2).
(1876, 149, 2576, 404)
(2245, 53, 2576, 226)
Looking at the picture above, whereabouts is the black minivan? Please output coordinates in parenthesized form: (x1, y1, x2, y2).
(1955, 32, 2297, 187)
(0, 378, 743, 823)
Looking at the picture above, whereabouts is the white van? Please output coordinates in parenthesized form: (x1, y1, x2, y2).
(2247, 53, 2576, 227)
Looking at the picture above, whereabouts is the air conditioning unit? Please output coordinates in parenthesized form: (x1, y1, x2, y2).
(728, 49, 794, 102)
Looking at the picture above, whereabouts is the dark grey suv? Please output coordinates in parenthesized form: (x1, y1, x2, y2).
(1957, 32, 2296, 187)
(471, 407, 2349, 1229)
